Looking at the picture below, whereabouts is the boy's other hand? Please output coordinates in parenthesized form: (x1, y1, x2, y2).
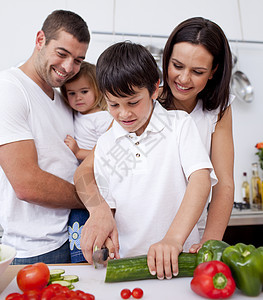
(147, 237, 183, 280)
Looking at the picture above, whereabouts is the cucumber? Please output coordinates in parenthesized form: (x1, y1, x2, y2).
(50, 280, 74, 290)
(105, 253, 197, 283)
(49, 269, 65, 280)
(62, 275, 79, 283)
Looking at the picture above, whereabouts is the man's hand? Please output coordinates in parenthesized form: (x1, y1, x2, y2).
(80, 201, 119, 263)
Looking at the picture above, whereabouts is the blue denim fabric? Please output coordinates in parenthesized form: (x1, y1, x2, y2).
(11, 240, 71, 265)
(68, 209, 89, 263)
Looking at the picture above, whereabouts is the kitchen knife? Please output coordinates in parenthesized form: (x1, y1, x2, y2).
(92, 246, 109, 269)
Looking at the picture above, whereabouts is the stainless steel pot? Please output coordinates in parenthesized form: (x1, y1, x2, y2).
(231, 70, 254, 103)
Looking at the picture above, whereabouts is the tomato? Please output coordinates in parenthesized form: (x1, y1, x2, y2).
(120, 288, 131, 299)
(77, 293, 95, 300)
(17, 263, 50, 292)
(23, 290, 42, 300)
(5, 293, 24, 300)
(132, 288, 143, 299)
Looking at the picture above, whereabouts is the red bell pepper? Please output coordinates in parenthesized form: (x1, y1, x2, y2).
(191, 260, 236, 299)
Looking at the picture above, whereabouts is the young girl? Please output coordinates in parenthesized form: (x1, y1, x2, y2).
(60, 61, 112, 262)
(61, 61, 112, 161)
(159, 17, 235, 253)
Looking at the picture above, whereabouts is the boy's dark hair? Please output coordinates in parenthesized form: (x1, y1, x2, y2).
(41, 10, 90, 45)
(96, 41, 160, 97)
(160, 17, 232, 121)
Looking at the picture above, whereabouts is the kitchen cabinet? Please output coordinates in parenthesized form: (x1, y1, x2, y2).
(239, 0, 263, 42)
(224, 209, 263, 247)
(67, 0, 114, 33)
(224, 224, 263, 247)
(114, 0, 242, 39)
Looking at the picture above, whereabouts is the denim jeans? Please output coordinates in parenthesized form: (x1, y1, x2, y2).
(11, 240, 71, 265)
(68, 209, 89, 263)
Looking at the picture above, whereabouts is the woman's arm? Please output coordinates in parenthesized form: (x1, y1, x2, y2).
(147, 169, 211, 279)
(74, 147, 119, 263)
(190, 106, 234, 252)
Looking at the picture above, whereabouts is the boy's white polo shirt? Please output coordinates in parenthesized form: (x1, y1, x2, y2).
(94, 101, 217, 258)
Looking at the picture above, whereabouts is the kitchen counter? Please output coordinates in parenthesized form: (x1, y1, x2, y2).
(0, 264, 260, 299)
(228, 208, 263, 226)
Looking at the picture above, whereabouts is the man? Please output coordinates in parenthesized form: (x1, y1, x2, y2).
(0, 10, 92, 264)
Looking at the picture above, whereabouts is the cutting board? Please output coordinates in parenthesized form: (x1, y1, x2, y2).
(0, 265, 257, 299)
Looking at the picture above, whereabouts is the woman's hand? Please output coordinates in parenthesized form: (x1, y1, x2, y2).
(189, 243, 203, 253)
(147, 237, 183, 280)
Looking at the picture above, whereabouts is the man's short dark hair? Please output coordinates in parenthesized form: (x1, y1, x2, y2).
(41, 10, 90, 45)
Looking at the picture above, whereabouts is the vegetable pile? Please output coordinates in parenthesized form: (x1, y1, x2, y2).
(106, 240, 263, 298)
(5, 263, 95, 300)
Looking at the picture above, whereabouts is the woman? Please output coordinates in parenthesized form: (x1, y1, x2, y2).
(159, 17, 234, 253)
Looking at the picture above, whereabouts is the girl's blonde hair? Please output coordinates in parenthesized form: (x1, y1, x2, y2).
(60, 61, 107, 111)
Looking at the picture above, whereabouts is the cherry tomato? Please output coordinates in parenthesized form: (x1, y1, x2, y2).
(17, 263, 50, 292)
(5, 293, 24, 300)
(23, 289, 42, 300)
(40, 287, 56, 300)
(132, 288, 143, 299)
(120, 288, 131, 299)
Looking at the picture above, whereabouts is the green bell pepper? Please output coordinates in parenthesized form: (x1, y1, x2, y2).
(197, 239, 230, 265)
(222, 243, 263, 297)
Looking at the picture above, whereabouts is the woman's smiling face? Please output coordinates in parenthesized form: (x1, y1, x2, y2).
(167, 42, 216, 111)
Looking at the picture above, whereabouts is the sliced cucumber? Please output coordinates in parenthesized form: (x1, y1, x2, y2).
(62, 275, 79, 283)
(49, 269, 65, 279)
(50, 280, 72, 288)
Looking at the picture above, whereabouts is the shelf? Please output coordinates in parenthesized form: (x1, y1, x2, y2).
(228, 209, 263, 226)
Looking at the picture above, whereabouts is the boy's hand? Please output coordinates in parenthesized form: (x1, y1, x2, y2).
(147, 237, 183, 280)
(80, 202, 120, 264)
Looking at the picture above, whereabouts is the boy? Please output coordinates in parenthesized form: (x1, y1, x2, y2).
(94, 41, 217, 280)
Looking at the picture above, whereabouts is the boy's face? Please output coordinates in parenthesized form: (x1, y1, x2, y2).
(106, 85, 159, 136)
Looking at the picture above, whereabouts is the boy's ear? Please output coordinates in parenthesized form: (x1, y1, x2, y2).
(152, 79, 160, 99)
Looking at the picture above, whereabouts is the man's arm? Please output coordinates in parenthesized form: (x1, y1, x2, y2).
(74, 147, 119, 263)
(0, 139, 84, 209)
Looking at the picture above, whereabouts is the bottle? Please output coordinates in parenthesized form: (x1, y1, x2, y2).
(241, 172, 250, 208)
(251, 162, 262, 210)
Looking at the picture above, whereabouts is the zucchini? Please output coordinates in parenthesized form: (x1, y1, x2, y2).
(105, 253, 197, 283)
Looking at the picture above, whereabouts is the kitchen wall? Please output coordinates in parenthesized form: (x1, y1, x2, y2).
(1, 0, 263, 203)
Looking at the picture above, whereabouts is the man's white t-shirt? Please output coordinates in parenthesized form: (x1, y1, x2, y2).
(94, 101, 217, 258)
(0, 67, 79, 258)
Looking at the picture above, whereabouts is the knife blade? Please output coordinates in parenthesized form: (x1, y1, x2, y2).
(92, 246, 109, 269)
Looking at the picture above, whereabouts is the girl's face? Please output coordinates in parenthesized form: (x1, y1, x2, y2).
(106, 84, 159, 136)
(64, 75, 97, 114)
(167, 42, 216, 112)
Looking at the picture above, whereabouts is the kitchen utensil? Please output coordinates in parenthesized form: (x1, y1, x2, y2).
(0, 244, 16, 277)
(92, 247, 109, 269)
(231, 70, 254, 103)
